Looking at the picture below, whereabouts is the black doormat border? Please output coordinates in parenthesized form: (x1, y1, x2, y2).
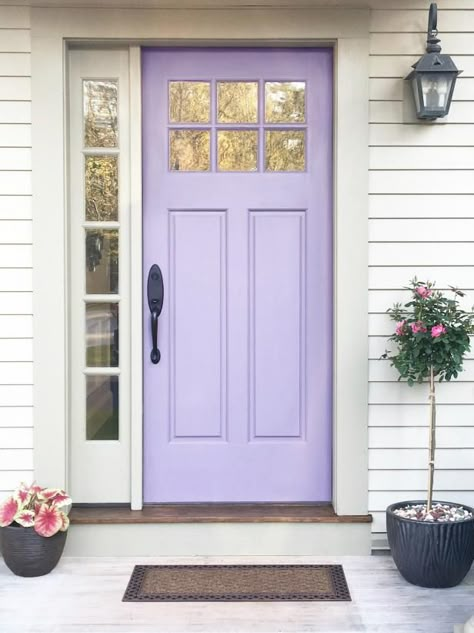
(122, 564, 351, 602)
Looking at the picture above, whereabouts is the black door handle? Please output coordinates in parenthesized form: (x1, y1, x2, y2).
(147, 264, 164, 364)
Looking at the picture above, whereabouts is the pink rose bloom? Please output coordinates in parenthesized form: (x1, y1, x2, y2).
(431, 324, 447, 338)
(395, 321, 406, 336)
(410, 321, 427, 334)
(415, 286, 432, 299)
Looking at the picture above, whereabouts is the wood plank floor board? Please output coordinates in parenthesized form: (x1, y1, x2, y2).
(0, 555, 472, 632)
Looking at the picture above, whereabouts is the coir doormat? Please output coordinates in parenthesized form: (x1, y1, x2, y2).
(122, 564, 351, 602)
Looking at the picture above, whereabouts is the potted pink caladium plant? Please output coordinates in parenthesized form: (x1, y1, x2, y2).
(0, 482, 71, 577)
(384, 280, 474, 588)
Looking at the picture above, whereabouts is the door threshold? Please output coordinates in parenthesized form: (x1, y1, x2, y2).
(70, 503, 372, 525)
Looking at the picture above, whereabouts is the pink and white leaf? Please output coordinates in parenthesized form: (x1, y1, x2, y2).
(34, 504, 62, 537)
(0, 497, 19, 527)
(59, 512, 70, 532)
(14, 483, 31, 506)
(14, 509, 35, 527)
(38, 488, 71, 506)
(37, 488, 58, 501)
(48, 492, 72, 509)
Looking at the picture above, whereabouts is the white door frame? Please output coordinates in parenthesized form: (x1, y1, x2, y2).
(32, 6, 369, 514)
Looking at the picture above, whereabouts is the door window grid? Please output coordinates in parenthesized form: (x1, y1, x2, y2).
(167, 79, 307, 172)
(82, 78, 120, 441)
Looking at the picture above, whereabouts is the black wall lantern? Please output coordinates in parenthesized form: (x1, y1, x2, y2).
(406, 3, 461, 120)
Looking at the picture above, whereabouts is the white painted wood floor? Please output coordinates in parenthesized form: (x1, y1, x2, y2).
(0, 555, 472, 633)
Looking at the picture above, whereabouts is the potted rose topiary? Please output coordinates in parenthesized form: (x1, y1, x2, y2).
(384, 280, 474, 588)
(0, 482, 71, 577)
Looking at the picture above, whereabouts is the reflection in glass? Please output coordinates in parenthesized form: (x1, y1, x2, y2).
(83, 80, 118, 148)
(265, 82, 306, 123)
(85, 229, 119, 294)
(218, 130, 258, 172)
(217, 82, 258, 123)
(169, 130, 210, 171)
(86, 375, 119, 440)
(85, 156, 118, 221)
(86, 303, 119, 367)
(169, 81, 210, 123)
(265, 130, 305, 171)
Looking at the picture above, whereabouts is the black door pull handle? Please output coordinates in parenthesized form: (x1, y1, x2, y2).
(147, 264, 164, 364)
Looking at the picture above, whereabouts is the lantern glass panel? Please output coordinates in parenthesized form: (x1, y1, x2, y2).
(420, 73, 453, 111)
(411, 77, 421, 114)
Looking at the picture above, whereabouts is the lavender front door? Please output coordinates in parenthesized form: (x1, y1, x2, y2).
(143, 48, 333, 503)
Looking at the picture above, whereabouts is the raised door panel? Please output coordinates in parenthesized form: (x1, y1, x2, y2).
(249, 210, 306, 440)
(169, 211, 227, 440)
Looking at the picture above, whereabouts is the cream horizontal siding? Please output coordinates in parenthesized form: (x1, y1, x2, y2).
(369, 404, 474, 427)
(0, 1, 472, 538)
(0, 196, 31, 220)
(369, 266, 474, 288)
(370, 194, 474, 218)
(0, 339, 33, 361)
(0, 148, 31, 170)
(0, 103, 31, 124)
(369, 2, 474, 548)
(0, 53, 31, 77)
(0, 6, 33, 497)
(0, 124, 31, 147)
(369, 146, 474, 169)
(0, 270, 32, 292)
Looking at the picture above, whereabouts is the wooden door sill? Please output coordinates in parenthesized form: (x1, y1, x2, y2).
(70, 503, 372, 525)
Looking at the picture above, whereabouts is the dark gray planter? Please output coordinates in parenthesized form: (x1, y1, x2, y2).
(1, 524, 67, 577)
(387, 500, 474, 588)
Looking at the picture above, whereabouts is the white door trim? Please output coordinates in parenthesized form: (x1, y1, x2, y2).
(129, 46, 144, 510)
(32, 6, 369, 516)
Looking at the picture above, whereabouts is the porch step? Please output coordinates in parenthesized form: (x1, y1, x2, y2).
(70, 503, 373, 525)
(67, 505, 372, 555)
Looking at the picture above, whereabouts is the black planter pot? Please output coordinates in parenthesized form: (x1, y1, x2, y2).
(1, 524, 67, 577)
(387, 500, 474, 588)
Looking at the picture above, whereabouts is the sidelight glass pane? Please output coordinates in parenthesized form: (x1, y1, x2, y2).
(86, 375, 119, 440)
(265, 81, 306, 123)
(85, 229, 119, 294)
(169, 81, 210, 123)
(83, 80, 118, 148)
(265, 130, 305, 172)
(217, 130, 258, 172)
(85, 155, 118, 222)
(217, 82, 258, 123)
(169, 129, 210, 171)
(86, 303, 119, 367)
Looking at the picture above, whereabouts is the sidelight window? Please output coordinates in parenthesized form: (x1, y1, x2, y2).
(82, 79, 120, 442)
(69, 49, 131, 503)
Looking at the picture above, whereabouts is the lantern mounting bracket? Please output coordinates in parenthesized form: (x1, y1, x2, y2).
(426, 3, 441, 54)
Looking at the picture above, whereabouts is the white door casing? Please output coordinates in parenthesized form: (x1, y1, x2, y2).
(32, 7, 369, 515)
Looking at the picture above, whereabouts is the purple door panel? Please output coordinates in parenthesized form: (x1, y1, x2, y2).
(142, 48, 333, 502)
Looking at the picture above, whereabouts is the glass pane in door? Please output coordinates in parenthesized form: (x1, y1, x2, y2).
(86, 303, 119, 367)
(86, 375, 119, 440)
